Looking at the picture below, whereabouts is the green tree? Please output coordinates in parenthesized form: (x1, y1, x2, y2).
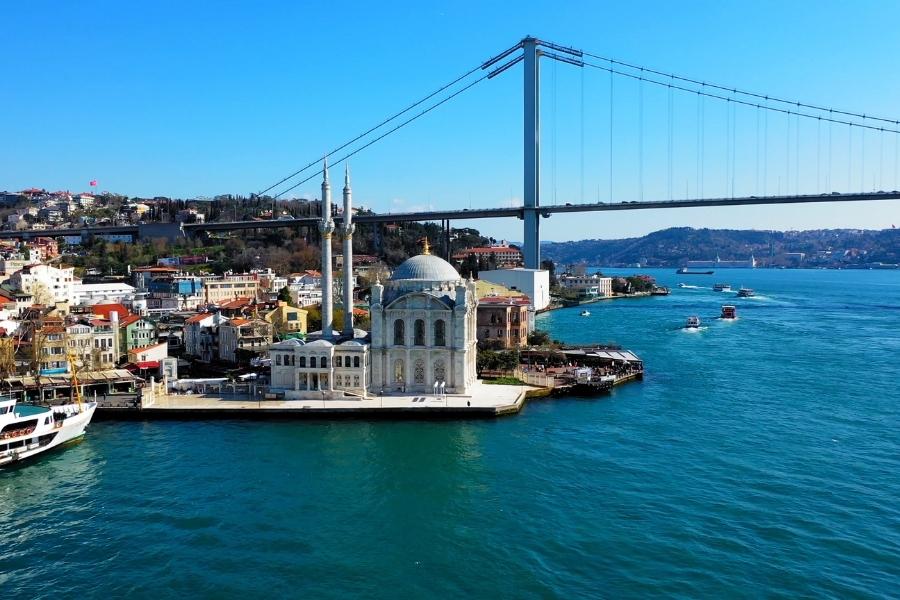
(527, 329, 551, 346)
(277, 286, 292, 304)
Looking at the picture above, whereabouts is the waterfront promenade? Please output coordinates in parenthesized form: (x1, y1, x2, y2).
(139, 380, 530, 418)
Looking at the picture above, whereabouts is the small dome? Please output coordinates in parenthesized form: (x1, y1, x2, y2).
(390, 254, 461, 282)
(306, 339, 334, 348)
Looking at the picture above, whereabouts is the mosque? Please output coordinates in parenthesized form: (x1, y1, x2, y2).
(268, 163, 477, 400)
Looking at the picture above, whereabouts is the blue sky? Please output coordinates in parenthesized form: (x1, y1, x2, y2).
(3, 1, 900, 241)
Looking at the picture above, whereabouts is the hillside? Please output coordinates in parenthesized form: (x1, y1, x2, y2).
(540, 227, 900, 268)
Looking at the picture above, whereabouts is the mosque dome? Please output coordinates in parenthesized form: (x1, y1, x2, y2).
(390, 253, 461, 282)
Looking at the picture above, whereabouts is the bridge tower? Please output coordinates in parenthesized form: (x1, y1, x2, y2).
(522, 36, 541, 269)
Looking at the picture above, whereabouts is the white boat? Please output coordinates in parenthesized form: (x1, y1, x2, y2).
(685, 316, 701, 329)
(737, 287, 755, 297)
(580, 310, 591, 316)
(0, 396, 97, 468)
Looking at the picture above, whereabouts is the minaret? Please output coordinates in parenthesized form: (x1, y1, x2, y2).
(319, 158, 335, 340)
(341, 164, 355, 337)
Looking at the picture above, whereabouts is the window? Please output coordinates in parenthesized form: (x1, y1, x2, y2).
(434, 320, 446, 347)
(309, 356, 317, 368)
(299, 356, 306, 367)
(414, 359, 425, 384)
(433, 360, 446, 382)
(335, 356, 342, 367)
(287, 313, 297, 321)
(335, 375, 342, 386)
(276, 354, 282, 366)
(414, 320, 425, 346)
(353, 375, 360, 387)
(394, 319, 405, 346)
(321, 357, 328, 369)
(353, 356, 360, 368)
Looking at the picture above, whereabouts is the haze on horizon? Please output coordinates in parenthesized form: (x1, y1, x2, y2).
(3, 1, 900, 241)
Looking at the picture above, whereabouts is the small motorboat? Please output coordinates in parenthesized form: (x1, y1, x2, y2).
(713, 283, 732, 292)
(580, 310, 591, 317)
(737, 287, 755, 297)
(685, 315, 701, 329)
(720, 305, 737, 319)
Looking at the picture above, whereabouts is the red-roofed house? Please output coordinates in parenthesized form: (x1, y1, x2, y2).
(477, 295, 531, 349)
(91, 303, 131, 321)
(127, 341, 168, 365)
(452, 245, 524, 268)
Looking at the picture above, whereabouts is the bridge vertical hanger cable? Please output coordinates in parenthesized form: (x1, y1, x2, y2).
(764, 107, 768, 196)
(667, 78, 674, 200)
(848, 124, 853, 192)
(580, 66, 585, 203)
(696, 92, 701, 199)
(878, 128, 884, 191)
(701, 90, 706, 198)
(609, 62, 614, 202)
(638, 72, 644, 202)
(894, 133, 900, 190)
(816, 118, 822, 193)
(724, 100, 731, 197)
(861, 120, 866, 191)
(785, 112, 792, 196)
(795, 113, 800, 195)
(756, 106, 761, 196)
(731, 98, 737, 198)
(828, 120, 833, 192)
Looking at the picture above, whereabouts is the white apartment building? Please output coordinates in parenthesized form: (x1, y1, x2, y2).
(72, 282, 136, 306)
(479, 268, 551, 311)
(559, 274, 613, 298)
(201, 273, 260, 304)
(9, 264, 77, 304)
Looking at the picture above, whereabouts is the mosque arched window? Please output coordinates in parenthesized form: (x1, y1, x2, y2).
(321, 357, 328, 368)
(354, 356, 360, 368)
(394, 320, 405, 346)
(335, 356, 342, 368)
(299, 356, 306, 367)
(414, 320, 425, 346)
(310, 356, 317, 368)
(434, 319, 446, 347)
(394, 360, 404, 383)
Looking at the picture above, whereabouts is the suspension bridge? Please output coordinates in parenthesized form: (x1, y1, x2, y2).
(7, 37, 900, 267)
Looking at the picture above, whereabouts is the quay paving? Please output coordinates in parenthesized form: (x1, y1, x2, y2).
(143, 381, 529, 417)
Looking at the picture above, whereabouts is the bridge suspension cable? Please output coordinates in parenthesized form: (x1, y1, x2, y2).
(270, 72, 494, 199)
(579, 49, 900, 127)
(579, 58, 900, 135)
(256, 42, 522, 198)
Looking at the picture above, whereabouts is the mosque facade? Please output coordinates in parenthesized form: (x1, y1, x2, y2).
(268, 165, 478, 400)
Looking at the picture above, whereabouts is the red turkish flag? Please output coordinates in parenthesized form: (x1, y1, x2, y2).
(89, 180, 97, 187)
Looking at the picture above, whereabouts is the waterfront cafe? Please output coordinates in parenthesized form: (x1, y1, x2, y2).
(0, 369, 141, 404)
(520, 347, 643, 371)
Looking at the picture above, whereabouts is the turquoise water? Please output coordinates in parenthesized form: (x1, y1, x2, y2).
(2, 269, 899, 598)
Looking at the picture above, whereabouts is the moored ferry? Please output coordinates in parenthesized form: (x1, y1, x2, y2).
(0, 396, 97, 468)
